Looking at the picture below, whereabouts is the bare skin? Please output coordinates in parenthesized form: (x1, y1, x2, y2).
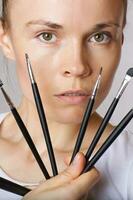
(0, 0, 124, 198)
(0, 111, 112, 183)
(22, 153, 100, 200)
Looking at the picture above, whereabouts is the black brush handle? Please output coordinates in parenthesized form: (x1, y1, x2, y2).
(32, 83, 58, 176)
(11, 108, 50, 179)
(0, 177, 30, 196)
(83, 109, 133, 173)
(70, 98, 94, 164)
(85, 98, 119, 161)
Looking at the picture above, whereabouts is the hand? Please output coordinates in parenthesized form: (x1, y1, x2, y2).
(23, 152, 100, 200)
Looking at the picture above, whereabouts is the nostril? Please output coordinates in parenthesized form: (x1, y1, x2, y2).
(64, 71, 71, 76)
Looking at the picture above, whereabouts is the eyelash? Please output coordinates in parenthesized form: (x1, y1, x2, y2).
(88, 32, 112, 44)
(36, 31, 112, 45)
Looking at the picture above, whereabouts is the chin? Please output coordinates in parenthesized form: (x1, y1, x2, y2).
(52, 109, 85, 124)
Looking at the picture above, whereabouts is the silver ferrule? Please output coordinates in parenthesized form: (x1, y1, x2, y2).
(26, 54, 35, 84)
(1, 87, 14, 109)
(116, 74, 131, 99)
(91, 74, 102, 99)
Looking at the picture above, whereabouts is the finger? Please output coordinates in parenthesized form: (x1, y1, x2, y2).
(23, 169, 100, 200)
(68, 168, 100, 199)
(51, 152, 86, 186)
(23, 159, 99, 200)
(64, 151, 86, 166)
(60, 152, 86, 180)
(34, 152, 86, 192)
(42, 168, 100, 200)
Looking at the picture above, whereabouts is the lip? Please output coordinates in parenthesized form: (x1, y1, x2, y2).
(54, 90, 90, 104)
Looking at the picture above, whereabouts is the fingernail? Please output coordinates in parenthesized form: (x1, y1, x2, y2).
(72, 153, 80, 166)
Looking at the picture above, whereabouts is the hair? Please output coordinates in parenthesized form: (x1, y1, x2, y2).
(1, 0, 9, 28)
(0, 0, 128, 29)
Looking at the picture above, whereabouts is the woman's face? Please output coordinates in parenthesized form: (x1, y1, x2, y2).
(4, 0, 124, 123)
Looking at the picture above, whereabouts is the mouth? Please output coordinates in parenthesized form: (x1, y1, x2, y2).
(54, 90, 90, 104)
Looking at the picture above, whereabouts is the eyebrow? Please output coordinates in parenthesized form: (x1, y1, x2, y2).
(93, 22, 121, 31)
(26, 19, 121, 31)
(26, 20, 63, 29)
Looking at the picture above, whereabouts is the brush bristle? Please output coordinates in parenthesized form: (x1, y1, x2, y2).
(99, 67, 103, 75)
(25, 53, 29, 60)
(0, 79, 3, 87)
(127, 68, 133, 77)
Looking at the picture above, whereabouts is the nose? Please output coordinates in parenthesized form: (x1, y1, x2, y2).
(61, 40, 92, 78)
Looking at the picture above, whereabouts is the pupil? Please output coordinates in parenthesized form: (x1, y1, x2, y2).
(95, 34, 104, 42)
(43, 33, 52, 41)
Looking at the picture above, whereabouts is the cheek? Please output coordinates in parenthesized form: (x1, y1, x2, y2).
(16, 60, 34, 101)
(102, 46, 121, 91)
(89, 44, 122, 108)
(13, 41, 60, 102)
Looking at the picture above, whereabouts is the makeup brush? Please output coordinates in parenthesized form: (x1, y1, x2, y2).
(70, 67, 102, 164)
(25, 54, 58, 176)
(0, 80, 50, 179)
(85, 68, 133, 161)
(0, 177, 30, 196)
(83, 108, 133, 173)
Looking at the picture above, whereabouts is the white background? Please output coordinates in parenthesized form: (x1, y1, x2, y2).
(0, 1, 133, 131)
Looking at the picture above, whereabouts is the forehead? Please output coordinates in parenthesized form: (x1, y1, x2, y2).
(9, 0, 124, 28)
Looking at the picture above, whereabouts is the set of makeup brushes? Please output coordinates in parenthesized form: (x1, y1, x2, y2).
(0, 54, 133, 196)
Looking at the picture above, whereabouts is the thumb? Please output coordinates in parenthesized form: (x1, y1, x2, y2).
(36, 152, 86, 191)
(59, 152, 86, 183)
(30, 153, 86, 192)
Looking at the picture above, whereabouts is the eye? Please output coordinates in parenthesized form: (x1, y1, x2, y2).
(37, 32, 57, 43)
(89, 32, 111, 44)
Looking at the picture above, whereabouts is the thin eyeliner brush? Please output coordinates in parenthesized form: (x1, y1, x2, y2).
(0, 80, 50, 179)
(70, 67, 102, 164)
(83, 108, 133, 173)
(85, 68, 133, 161)
(0, 177, 30, 196)
(25, 54, 58, 176)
